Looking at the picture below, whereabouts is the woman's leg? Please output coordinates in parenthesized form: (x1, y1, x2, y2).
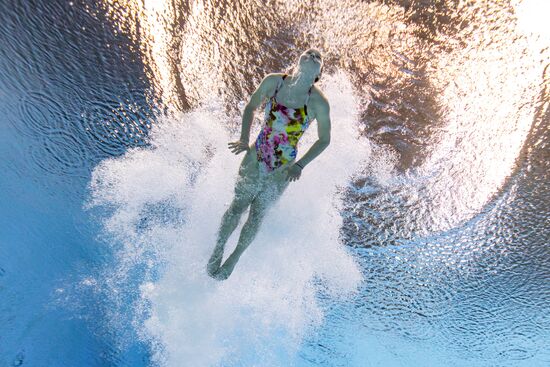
(213, 169, 290, 280)
(207, 145, 260, 276)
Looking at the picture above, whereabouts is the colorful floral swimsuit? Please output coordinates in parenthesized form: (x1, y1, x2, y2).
(255, 74, 313, 175)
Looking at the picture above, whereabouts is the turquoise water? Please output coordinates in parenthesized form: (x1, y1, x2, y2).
(1, 0, 548, 366)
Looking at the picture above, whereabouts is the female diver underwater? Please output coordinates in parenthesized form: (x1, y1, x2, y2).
(207, 48, 331, 280)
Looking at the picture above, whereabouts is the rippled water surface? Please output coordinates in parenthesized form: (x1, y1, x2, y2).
(1, 0, 548, 366)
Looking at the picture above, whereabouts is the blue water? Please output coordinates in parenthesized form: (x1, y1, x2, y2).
(1, 0, 549, 366)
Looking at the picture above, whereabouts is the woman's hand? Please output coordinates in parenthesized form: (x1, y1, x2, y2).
(228, 140, 249, 154)
(285, 163, 303, 182)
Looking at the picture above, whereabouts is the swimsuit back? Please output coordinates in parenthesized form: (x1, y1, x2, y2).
(255, 74, 313, 173)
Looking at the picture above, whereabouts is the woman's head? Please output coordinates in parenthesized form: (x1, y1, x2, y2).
(294, 48, 323, 84)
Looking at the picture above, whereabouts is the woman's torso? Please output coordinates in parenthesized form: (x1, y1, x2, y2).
(255, 74, 315, 173)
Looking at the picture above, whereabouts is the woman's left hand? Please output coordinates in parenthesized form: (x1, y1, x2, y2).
(285, 163, 302, 182)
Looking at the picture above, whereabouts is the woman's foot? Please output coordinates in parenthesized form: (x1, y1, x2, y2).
(207, 251, 223, 277)
(211, 267, 231, 281)
(211, 255, 239, 280)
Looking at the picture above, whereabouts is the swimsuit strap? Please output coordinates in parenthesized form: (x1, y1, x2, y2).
(273, 74, 287, 99)
(304, 86, 313, 107)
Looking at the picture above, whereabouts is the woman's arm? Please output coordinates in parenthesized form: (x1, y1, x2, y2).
(229, 74, 279, 155)
(238, 74, 278, 143)
(294, 95, 331, 168)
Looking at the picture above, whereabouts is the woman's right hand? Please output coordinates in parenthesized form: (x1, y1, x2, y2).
(228, 140, 250, 154)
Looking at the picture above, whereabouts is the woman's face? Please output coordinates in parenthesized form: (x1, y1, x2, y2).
(298, 49, 323, 77)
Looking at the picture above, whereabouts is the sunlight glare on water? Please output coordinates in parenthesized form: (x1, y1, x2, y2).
(514, 0, 550, 38)
(1, 0, 546, 365)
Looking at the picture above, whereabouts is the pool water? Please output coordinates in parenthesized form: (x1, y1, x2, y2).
(1, 0, 548, 366)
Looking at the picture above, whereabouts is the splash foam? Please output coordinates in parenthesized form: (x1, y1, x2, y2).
(88, 71, 370, 366)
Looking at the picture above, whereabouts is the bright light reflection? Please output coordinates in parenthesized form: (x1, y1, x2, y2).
(514, 0, 550, 38)
(426, 21, 542, 230)
(101, 0, 178, 106)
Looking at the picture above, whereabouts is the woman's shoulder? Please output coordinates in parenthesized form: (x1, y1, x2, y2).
(309, 86, 329, 106)
(261, 72, 285, 82)
(257, 73, 285, 96)
(262, 73, 285, 86)
(258, 73, 284, 88)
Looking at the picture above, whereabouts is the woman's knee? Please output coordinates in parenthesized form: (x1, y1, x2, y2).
(248, 197, 271, 223)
